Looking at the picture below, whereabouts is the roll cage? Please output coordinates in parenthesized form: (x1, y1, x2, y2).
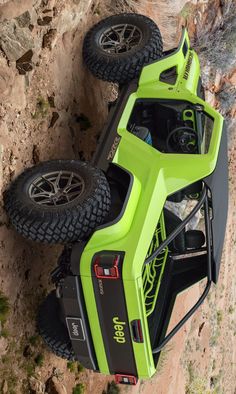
(149, 184, 212, 354)
(147, 124, 228, 356)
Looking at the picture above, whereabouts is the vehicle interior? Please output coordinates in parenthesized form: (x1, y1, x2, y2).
(127, 99, 213, 154)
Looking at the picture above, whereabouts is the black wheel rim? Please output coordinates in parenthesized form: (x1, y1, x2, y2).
(28, 171, 85, 206)
(99, 23, 143, 54)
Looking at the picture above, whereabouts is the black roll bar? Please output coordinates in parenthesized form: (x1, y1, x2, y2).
(145, 186, 207, 265)
(144, 186, 213, 353)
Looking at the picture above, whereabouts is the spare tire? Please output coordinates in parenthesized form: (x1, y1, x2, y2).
(83, 13, 163, 84)
(4, 160, 111, 244)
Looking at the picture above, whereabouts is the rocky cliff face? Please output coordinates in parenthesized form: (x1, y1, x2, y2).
(0, 1, 235, 393)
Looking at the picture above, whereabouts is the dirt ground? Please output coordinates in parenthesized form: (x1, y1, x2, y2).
(0, 0, 235, 393)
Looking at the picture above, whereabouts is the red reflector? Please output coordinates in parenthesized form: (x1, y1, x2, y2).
(94, 264, 119, 279)
(137, 319, 143, 343)
(94, 255, 120, 279)
(115, 374, 137, 385)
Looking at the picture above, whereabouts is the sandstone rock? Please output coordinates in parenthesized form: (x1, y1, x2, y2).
(32, 144, 40, 164)
(0, 57, 15, 95)
(205, 90, 217, 108)
(41, 0, 49, 6)
(0, 0, 33, 21)
(0, 336, 8, 355)
(23, 343, 34, 357)
(29, 376, 46, 394)
(2, 380, 8, 394)
(49, 111, 59, 128)
(41, 0, 55, 10)
(55, 4, 89, 36)
(212, 71, 223, 93)
(15, 10, 31, 27)
(16, 49, 34, 75)
(37, 16, 52, 25)
(52, 367, 63, 379)
(9, 75, 27, 110)
(46, 377, 67, 394)
(228, 69, 236, 86)
(0, 20, 34, 61)
(203, 2, 220, 32)
(211, 5, 223, 30)
(48, 95, 55, 107)
(42, 28, 57, 49)
(230, 103, 236, 118)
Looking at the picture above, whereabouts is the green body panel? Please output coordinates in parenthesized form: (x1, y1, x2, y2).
(79, 29, 224, 377)
(143, 213, 168, 317)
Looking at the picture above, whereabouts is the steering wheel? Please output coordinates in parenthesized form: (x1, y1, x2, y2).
(166, 127, 199, 153)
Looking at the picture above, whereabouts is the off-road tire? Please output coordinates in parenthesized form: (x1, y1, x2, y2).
(83, 13, 163, 84)
(38, 291, 75, 360)
(4, 160, 111, 244)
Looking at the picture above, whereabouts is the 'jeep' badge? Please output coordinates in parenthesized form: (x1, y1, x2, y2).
(66, 317, 85, 341)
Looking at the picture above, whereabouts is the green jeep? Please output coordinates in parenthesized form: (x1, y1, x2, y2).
(4, 13, 228, 384)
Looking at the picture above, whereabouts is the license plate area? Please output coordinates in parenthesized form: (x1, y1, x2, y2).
(66, 317, 85, 341)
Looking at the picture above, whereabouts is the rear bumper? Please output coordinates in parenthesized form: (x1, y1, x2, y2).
(61, 275, 97, 370)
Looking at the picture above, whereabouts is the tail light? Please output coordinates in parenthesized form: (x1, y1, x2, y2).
(94, 253, 121, 279)
(115, 374, 137, 385)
